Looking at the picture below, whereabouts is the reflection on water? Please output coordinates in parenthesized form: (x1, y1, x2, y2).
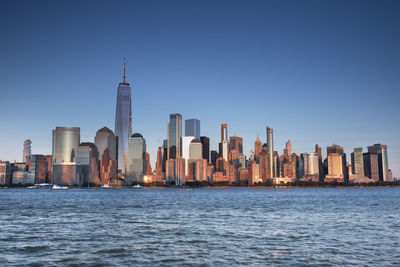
(0, 188, 399, 266)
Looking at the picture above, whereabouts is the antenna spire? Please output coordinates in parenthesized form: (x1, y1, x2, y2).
(123, 58, 126, 83)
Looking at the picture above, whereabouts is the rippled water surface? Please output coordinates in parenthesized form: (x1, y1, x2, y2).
(1, 188, 399, 266)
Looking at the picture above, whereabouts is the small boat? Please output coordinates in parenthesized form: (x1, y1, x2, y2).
(27, 186, 36, 189)
(101, 184, 113, 188)
(132, 184, 143, 189)
(52, 184, 68, 190)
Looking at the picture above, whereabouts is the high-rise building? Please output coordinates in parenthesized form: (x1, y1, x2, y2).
(181, 136, 195, 176)
(115, 60, 132, 173)
(189, 139, 202, 160)
(248, 160, 260, 184)
(229, 136, 243, 154)
(315, 144, 324, 180)
(327, 153, 343, 179)
(52, 127, 81, 185)
(185, 119, 200, 139)
(165, 158, 185, 185)
(327, 144, 347, 181)
(0, 161, 12, 185)
(52, 127, 80, 165)
(200, 136, 210, 163)
(30, 154, 48, 184)
(303, 152, 319, 176)
(23, 139, 32, 163)
(168, 113, 182, 159)
(162, 139, 168, 172)
(219, 124, 229, 162)
(155, 147, 163, 174)
(210, 150, 218, 166)
(284, 140, 291, 158)
(351, 148, 364, 176)
(363, 152, 379, 181)
(95, 127, 117, 162)
(367, 144, 389, 182)
(254, 135, 262, 161)
(126, 133, 146, 184)
(187, 158, 207, 182)
(77, 142, 100, 185)
(259, 150, 270, 182)
(94, 127, 117, 184)
(266, 127, 274, 178)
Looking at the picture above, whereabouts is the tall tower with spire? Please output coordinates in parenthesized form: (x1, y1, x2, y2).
(115, 58, 132, 173)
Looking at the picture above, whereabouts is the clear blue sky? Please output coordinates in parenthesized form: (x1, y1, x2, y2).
(0, 0, 399, 176)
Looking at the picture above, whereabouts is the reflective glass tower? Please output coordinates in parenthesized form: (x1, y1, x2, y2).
(115, 60, 132, 173)
(185, 119, 200, 139)
(168, 113, 182, 159)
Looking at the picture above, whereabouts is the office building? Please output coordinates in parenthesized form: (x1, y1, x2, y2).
(189, 139, 202, 160)
(200, 136, 210, 162)
(115, 60, 132, 173)
(30, 154, 48, 184)
(368, 144, 390, 181)
(303, 152, 319, 176)
(52, 127, 80, 185)
(126, 133, 147, 184)
(95, 127, 117, 184)
(77, 142, 100, 185)
(185, 119, 200, 139)
(229, 136, 243, 154)
(351, 148, 364, 176)
(168, 113, 182, 159)
(23, 139, 32, 164)
(0, 161, 12, 185)
(266, 127, 274, 178)
(165, 158, 185, 185)
(182, 136, 195, 176)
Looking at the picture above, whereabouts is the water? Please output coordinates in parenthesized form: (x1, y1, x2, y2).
(0, 188, 399, 266)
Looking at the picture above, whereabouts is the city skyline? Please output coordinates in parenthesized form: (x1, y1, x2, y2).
(0, 0, 399, 177)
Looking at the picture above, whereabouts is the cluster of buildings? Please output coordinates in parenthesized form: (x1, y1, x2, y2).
(0, 62, 396, 186)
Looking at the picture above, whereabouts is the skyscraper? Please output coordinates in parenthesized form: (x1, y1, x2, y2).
(367, 144, 389, 181)
(266, 127, 274, 178)
(115, 60, 132, 173)
(189, 139, 202, 160)
(77, 142, 100, 185)
(182, 136, 195, 176)
(168, 113, 182, 159)
(126, 133, 147, 184)
(304, 152, 319, 176)
(351, 147, 364, 176)
(94, 127, 117, 184)
(229, 136, 243, 154)
(219, 124, 229, 162)
(23, 139, 31, 163)
(51, 127, 80, 185)
(185, 119, 200, 139)
(254, 135, 262, 161)
(200, 136, 210, 163)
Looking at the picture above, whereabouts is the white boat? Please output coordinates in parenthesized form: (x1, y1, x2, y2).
(27, 186, 36, 189)
(101, 184, 113, 188)
(132, 184, 143, 188)
(52, 184, 68, 190)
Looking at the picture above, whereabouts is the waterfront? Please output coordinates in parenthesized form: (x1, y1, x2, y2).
(1, 188, 399, 266)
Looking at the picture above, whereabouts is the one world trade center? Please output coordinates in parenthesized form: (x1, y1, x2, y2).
(115, 59, 132, 173)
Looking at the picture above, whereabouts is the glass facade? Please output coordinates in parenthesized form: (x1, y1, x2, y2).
(168, 114, 182, 159)
(185, 119, 200, 139)
(52, 127, 80, 164)
(126, 133, 146, 184)
(115, 83, 132, 173)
